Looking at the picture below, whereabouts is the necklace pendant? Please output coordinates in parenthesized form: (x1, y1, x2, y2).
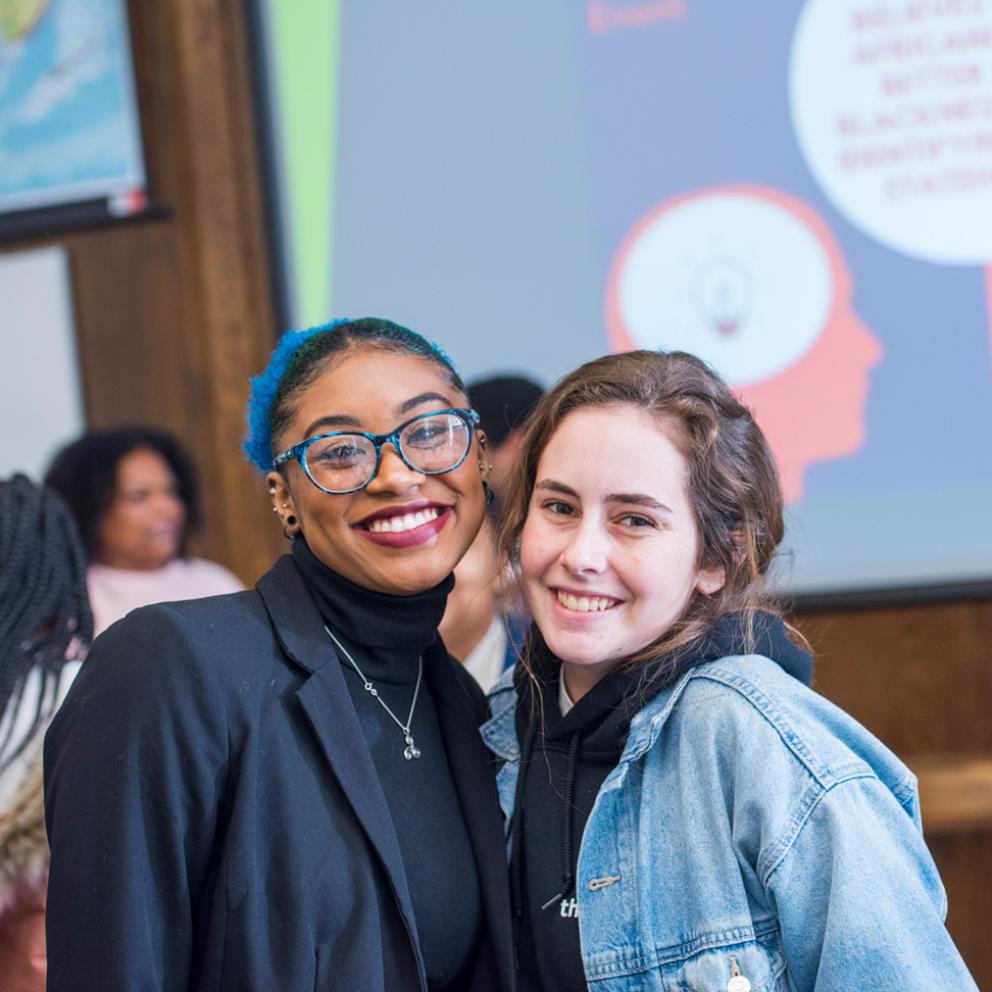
(323, 627, 425, 764)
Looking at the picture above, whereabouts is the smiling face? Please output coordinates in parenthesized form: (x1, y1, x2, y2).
(98, 447, 186, 570)
(519, 404, 725, 699)
(267, 348, 488, 595)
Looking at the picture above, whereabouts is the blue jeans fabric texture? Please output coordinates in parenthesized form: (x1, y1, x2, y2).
(481, 654, 978, 992)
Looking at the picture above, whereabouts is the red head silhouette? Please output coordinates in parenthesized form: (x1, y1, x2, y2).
(607, 184, 883, 502)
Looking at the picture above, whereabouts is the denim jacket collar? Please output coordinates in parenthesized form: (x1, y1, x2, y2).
(482, 662, 701, 764)
(481, 667, 518, 760)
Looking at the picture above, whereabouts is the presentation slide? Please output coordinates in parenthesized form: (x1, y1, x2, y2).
(254, 0, 992, 599)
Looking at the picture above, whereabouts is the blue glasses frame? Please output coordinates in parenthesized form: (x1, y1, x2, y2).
(272, 407, 480, 494)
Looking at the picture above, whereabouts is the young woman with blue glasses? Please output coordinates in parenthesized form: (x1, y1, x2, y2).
(44, 318, 514, 992)
(483, 350, 976, 991)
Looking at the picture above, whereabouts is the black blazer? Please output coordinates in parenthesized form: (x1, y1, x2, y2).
(44, 555, 515, 991)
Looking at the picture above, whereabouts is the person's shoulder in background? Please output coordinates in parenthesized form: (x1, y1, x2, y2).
(171, 557, 245, 596)
(88, 557, 244, 636)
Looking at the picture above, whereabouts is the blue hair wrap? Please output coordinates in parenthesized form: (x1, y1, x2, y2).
(242, 318, 461, 472)
(243, 319, 351, 472)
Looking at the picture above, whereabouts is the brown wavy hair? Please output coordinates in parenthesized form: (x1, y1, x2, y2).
(496, 350, 788, 667)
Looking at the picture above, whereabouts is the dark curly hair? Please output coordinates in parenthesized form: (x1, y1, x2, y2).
(0, 475, 92, 772)
(497, 349, 786, 670)
(467, 375, 544, 450)
(43, 427, 200, 562)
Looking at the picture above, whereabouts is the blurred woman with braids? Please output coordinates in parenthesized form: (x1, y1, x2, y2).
(0, 475, 92, 992)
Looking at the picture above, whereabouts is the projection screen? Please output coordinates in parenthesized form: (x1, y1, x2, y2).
(251, 0, 992, 603)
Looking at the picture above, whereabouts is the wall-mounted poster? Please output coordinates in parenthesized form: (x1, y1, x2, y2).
(251, 1, 992, 602)
(0, 0, 147, 236)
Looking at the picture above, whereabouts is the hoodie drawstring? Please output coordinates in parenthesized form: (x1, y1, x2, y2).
(540, 731, 581, 910)
(509, 716, 538, 958)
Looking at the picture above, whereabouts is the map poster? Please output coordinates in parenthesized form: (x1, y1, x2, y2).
(0, 0, 147, 232)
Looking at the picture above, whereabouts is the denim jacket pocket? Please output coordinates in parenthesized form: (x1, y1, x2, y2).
(661, 933, 788, 992)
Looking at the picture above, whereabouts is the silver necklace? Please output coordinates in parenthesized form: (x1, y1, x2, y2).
(324, 625, 423, 760)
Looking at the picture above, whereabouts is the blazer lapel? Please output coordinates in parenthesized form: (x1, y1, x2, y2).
(426, 642, 516, 992)
(256, 557, 423, 974)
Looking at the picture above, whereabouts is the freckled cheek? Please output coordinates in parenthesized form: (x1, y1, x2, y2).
(519, 520, 560, 586)
(612, 550, 650, 604)
(518, 538, 541, 587)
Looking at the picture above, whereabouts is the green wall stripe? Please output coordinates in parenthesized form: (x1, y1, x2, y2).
(269, 0, 340, 326)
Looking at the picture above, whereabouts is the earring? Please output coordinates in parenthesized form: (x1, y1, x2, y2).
(282, 515, 298, 541)
(483, 481, 495, 506)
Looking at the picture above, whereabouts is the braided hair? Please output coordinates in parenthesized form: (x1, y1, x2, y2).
(0, 474, 92, 772)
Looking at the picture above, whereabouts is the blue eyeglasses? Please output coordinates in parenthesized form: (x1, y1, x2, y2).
(273, 408, 480, 495)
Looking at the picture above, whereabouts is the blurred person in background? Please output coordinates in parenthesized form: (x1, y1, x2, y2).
(438, 518, 525, 692)
(468, 374, 543, 494)
(439, 375, 543, 690)
(44, 427, 243, 635)
(0, 475, 92, 992)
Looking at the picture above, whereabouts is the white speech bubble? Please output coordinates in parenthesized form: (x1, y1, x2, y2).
(609, 189, 833, 387)
(790, 0, 992, 265)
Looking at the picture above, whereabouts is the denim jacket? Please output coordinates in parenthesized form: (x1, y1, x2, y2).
(481, 654, 977, 991)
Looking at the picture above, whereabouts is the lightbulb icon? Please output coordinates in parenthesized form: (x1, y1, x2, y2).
(606, 184, 884, 503)
(691, 259, 751, 336)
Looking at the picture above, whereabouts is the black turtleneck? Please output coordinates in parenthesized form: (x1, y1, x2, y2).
(510, 612, 814, 992)
(292, 538, 483, 991)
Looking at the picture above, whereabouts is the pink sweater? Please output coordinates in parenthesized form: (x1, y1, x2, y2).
(88, 558, 245, 636)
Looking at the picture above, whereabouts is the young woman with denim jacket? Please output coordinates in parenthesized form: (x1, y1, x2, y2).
(481, 350, 976, 992)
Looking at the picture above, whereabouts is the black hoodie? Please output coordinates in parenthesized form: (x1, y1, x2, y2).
(510, 611, 813, 992)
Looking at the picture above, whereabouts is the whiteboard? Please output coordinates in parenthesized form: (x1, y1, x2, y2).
(0, 246, 84, 480)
